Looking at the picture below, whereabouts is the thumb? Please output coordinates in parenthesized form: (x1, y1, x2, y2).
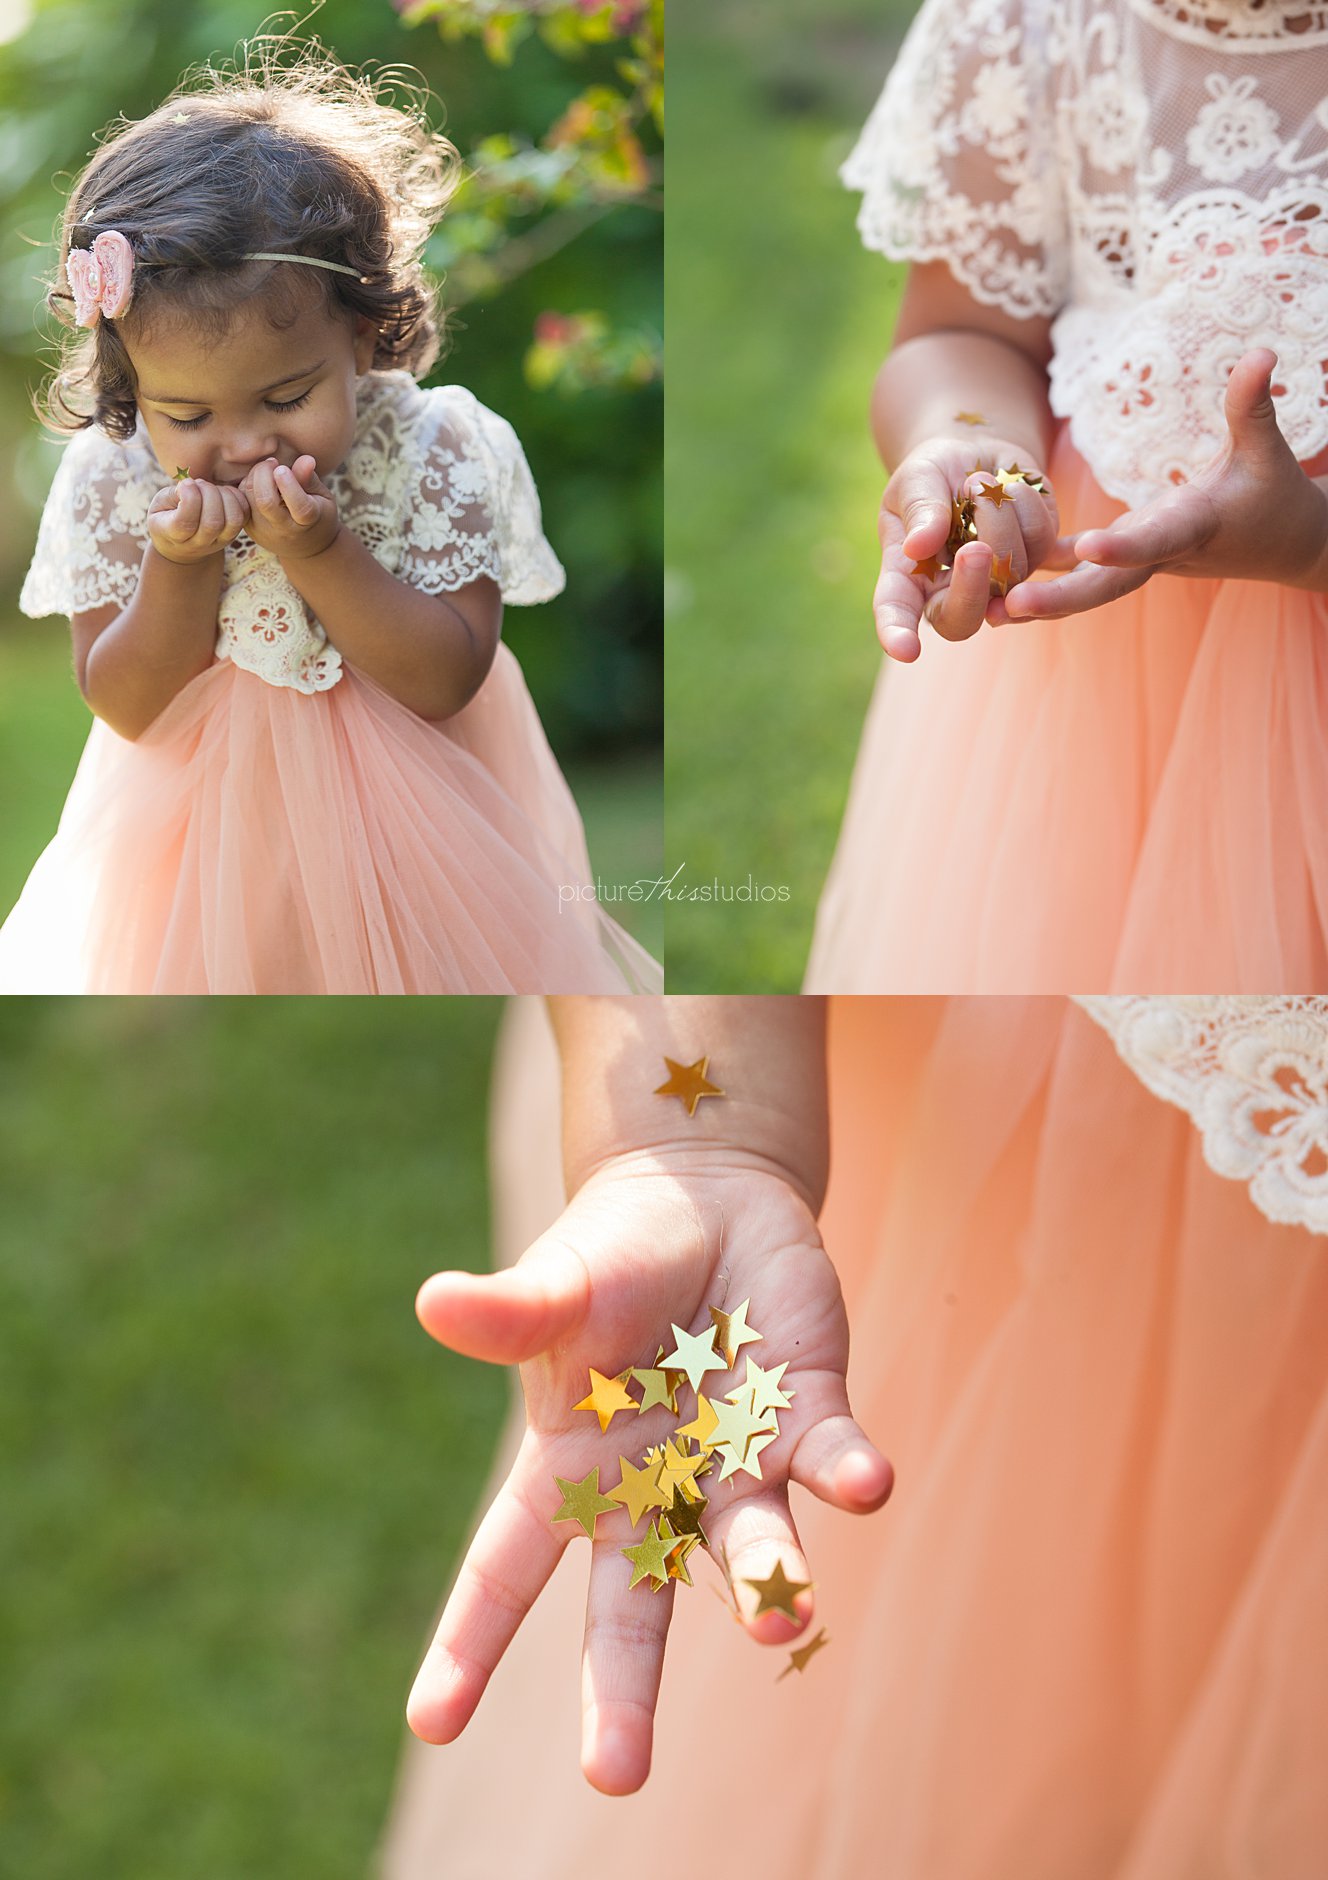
(1223, 347, 1283, 455)
(416, 1232, 591, 1365)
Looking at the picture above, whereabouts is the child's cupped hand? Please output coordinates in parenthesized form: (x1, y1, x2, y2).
(406, 1159, 893, 1795)
(147, 477, 250, 565)
(873, 433, 1070, 661)
(238, 455, 340, 561)
(1004, 350, 1328, 619)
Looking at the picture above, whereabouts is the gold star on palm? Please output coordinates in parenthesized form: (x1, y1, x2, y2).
(573, 1367, 637, 1433)
(631, 1366, 680, 1414)
(777, 1627, 830, 1681)
(665, 1531, 702, 1586)
(654, 1055, 725, 1117)
(716, 1423, 778, 1482)
(622, 1518, 674, 1589)
(709, 1298, 763, 1368)
(709, 1390, 774, 1462)
(550, 1465, 619, 1540)
(743, 1560, 814, 1622)
(662, 1320, 729, 1394)
(989, 551, 1016, 599)
(608, 1453, 668, 1526)
(727, 1357, 794, 1418)
(675, 1393, 720, 1452)
(954, 410, 987, 425)
(664, 1486, 708, 1543)
(656, 1437, 708, 1501)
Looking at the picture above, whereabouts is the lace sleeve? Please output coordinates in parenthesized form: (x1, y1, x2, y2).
(843, 0, 1069, 320)
(397, 387, 566, 607)
(1076, 997, 1328, 1236)
(18, 424, 156, 620)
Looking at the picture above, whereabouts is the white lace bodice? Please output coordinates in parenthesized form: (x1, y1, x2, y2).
(844, 0, 1328, 505)
(1077, 997, 1328, 1234)
(18, 372, 565, 695)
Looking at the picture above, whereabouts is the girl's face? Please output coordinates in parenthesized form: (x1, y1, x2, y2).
(124, 291, 378, 487)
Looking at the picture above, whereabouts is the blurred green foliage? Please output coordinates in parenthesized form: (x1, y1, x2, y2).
(0, 995, 514, 1877)
(0, 0, 660, 795)
(664, 0, 914, 990)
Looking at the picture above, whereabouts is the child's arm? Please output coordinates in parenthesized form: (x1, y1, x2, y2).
(871, 263, 1068, 660)
(407, 995, 892, 1796)
(1006, 349, 1328, 614)
(240, 457, 502, 721)
(75, 479, 249, 742)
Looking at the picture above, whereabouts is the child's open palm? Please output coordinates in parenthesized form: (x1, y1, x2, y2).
(874, 432, 1069, 660)
(406, 1159, 893, 1794)
(239, 454, 340, 561)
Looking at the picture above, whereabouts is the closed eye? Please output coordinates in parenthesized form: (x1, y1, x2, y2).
(165, 389, 314, 431)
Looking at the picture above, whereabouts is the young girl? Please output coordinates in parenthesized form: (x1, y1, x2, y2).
(805, 0, 1328, 994)
(379, 993, 1328, 1876)
(0, 48, 660, 995)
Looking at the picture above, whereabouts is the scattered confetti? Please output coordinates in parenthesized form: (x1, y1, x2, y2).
(556, 1298, 831, 1680)
(654, 1055, 725, 1117)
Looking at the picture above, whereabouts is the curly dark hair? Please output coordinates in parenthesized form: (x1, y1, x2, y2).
(41, 34, 459, 440)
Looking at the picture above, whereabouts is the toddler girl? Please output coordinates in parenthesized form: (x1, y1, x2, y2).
(806, 0, 1328, 993)
(0, 46, 659, 995)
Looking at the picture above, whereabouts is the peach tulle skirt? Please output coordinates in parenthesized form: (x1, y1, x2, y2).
(378, 997, 1328, 1880)
(0, 648, 660, 994)
(807, 429, 1328, 993)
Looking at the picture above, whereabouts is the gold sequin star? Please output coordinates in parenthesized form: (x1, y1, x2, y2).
(989, 551, 1016, 599)
(715, 1423, 778, 1482)
(777, 1627, 830, 1681)
(908, 552, 946, 581)
(709, 1391, 774, 1462)
(675, 1394, 720, 1452)
(573, 1367, 637, 1433)
(743, 1560, 814, 1622)
(954, 411, 987, 425)
(631, 1366, 680, 1414)
(654, 1056, 725, 1117)
(172, 466, 191, 482)
(727, 1357, 794, 1418)
(550, 1466, 619, 1540)
(973, 477, 1015, 509)
(665, 1530, 702, 1585)
(608, 1453, 668, 1526)
(662, 1321, 729, 1394)
(622, 1518, 674, 1589)
(709, 1299, 763, 1368)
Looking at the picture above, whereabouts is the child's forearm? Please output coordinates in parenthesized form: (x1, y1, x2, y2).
(278, 528, 501, 719)
(872, 330, 1055, 472)
(548, 996, 830, 1214)
(81, 546, 222, 741)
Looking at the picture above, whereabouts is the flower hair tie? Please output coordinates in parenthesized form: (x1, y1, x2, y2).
(65, 229, 370, 328)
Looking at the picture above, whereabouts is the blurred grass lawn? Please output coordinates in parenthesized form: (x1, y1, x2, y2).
(0, 996, 516, 1878)
(0, 622, 663, 967)
(665, 0, 910, 990)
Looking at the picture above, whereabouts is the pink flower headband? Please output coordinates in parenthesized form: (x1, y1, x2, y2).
(65, 228, 369, 328)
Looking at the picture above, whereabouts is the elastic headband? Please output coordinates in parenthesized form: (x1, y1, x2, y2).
(65, 229, 372, 327)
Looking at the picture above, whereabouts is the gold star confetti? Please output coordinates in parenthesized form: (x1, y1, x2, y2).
(666, 1531, 702, 1585)
(973, 477, 1015, 509)
(710, 1299, 763, 1368)
(632, 1366, 680, 1414)
(709, 1390, 775, 1464)
(662, 1321, 729, 1395)
(777, 1628, 830, 1681)
(172, 112, 189, 125)
(608, 1453, 668, 1526)
(622, 1518, 675, 1589)
(654, 1056, 725, 1117)
(908, 552, 947, 581)
(551, 1466, 620, 1540)
(954, 411, 987, 425)
(728, 1357, 795, 1418)
(172, 466, 190, 482)
(716, 1423, 778, 1482)
(989, 551, 1016, 598)
(743, 1560, 814, 1622)
(655, 1436, 709, 1501)
(573, 1367, 637, 1433)
(675, 1393, 720, 1451)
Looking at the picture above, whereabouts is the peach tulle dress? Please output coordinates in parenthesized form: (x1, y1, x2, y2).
(0, 373, 660, 994)
(805, 0, 1328, 994)
(378, 995, 1328, 1880)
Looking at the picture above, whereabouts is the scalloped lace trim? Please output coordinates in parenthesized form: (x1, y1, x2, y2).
(1077, 997, 1328, 1235)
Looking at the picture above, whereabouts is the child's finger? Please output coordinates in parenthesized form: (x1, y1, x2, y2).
(416, 1235, 592, 1365)
(928, 540, 992, 640)
(194, 481, 224, 538)
(1005, 559, 1151, 619)
(166, 482, 200, 534)
(872, 561, 926, 662)
(219, 486, 248, 535)
(580, 1526, 675, 1794)
(884, 462, 955, 559)
(966, 474, 1028, 583)
(1074, 499, 1205, 571)
(703, 1484, 816, 1645)
(276, 463, 319, 523)
(788, 1397, 894, 1514)
(406, 1450, 563, 1745)
(249, 460, 282, 519)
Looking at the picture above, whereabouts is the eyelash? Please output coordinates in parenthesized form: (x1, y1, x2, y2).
(166, 390, 313, 432)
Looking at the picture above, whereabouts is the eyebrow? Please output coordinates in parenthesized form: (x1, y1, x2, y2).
(143, 360, 327, 405)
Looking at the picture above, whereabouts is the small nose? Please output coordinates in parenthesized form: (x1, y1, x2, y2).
(226, 428, 280, 472)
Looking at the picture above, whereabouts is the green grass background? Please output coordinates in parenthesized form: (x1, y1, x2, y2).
(0, 996, 517, 1877)
(665, 0, 912, 990)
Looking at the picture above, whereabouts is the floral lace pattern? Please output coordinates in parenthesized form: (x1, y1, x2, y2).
(1077, 997, 1328, 1235)
(19, 373, 565, 696)
(844, 0, 1328, 503)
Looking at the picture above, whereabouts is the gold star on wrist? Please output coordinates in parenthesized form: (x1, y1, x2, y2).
(573, 1367, 637, 1432)
(551, 1466, 619, 1539)
(743, 1560, 814, 1622)
(654, 1055, 725, 1117)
